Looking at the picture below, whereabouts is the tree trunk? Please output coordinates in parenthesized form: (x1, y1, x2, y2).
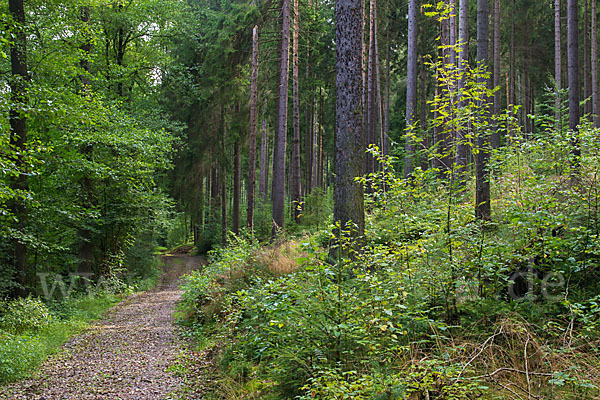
(439, 8, 452, 174)
(259, 120, 268, 201)
(455, 0, 469, 187)
(247, 26, 259, 230)
(449, 0, 457, 68)
(272, 0, 291, 236)
(334, 0, 365, 236)
(233, 141, 241, 235)
(491, 0, 501, 148)
(517, 72, 522, 127)
(317, 94, 325, 188)
(384, 23, 390, 157)
(291, 0, 302, 223)
(555, 0, 562, 131)
(198, 176, 205, 233)
(567, 0, 581, 164)
(510, 0, 515, 111)
(405, 0, 418, 178)
(318, 129, 324, 188)
(366, 0, 376, 176)
(374, 3, 384, 165)
(211, 166, 218, 201)
(584, 0, 591, 116)
(593, 0, 599, 127)
(8, 0, 29, 296)
(420, 49, 428, 171)
(305, 3, 313, 195)
(312, 96, 319, 188)
(475, 0, 491, 220)
(221, 109, 228, 245)
(362, 0, 368, 173)
(221, 167, 227, 246)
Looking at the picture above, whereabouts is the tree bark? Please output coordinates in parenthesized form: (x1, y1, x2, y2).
(221, 167, 227, 245)
(233, 141, 241, 235)
(259, 120, 268, 201)
(420, 49, 428, 171)
(247, 26, 259, 230)
(9, 0, 29, 296)
(334, 0, 365, 235)
(366, 0, 376, 176)
(593, 0, 599, 127)
(455, 0, 469, 187)
(305, 2, 313, 195)
(555, 0, 562, 131)
(312, 96, 319, 188)
(491, 0, 501, 148)
(567, 0, 581, 164)
(221, 110, 228, 245)
(272, 0, 291, 235)
(374, 3, 384, 165)
(449, 0, 457, 68)
(405, 0, 418, 178)
(291, 0, 302, 223)
(510, 0, 515, 112)
(584, 0, 591, 116)
(476, 0, 491, 220)
(384, 22, 390, 157)
(362, 0, 368, 174)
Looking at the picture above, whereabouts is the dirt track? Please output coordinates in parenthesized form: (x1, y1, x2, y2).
(0, 255, 203, 400)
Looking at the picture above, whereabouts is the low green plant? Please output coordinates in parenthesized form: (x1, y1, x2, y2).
(0, 293, 120, 384)
(0, 297, 53, 334)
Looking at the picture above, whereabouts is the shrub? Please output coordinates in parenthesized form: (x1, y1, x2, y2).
(0, 331, 43, 384)
(0, 297, 53, 334)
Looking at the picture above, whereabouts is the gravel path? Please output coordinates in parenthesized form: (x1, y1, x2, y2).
(0, 255, 203, 400)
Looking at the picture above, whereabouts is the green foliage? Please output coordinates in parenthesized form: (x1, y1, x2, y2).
(0, 293, 120, 384)
(0, 0, 181, 293)
(0, 297, 52, 335)
(178, 234, 263, 325)
(177, 114, 600, 398)
(298, 360, 487, 400)
(298, 188, 333, 230)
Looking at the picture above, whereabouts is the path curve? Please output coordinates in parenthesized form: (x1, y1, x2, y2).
(0, 255, 203, 400)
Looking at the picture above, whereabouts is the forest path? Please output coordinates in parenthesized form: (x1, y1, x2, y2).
(0, 254, 204, 400)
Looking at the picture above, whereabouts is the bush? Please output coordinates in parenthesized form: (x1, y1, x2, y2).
(178, 233, 263, 325)
(0, 297, 53, 334)
(0, 331, 43, 384)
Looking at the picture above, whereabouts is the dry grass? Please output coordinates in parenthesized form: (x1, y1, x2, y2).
(256, 238, 306, 276)
(445, 315, 600, 400)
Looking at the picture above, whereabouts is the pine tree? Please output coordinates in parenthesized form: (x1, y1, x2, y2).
(555, 0, 562, 131)
(567, 0, 581, 165)
(475, 0, 491, 220)
(455, 0, 469, 186)
(291, 0, 302, 223)
(272, 0, 291, 235)
(333, 0, 365, 235)
(405, 0, 418, 178)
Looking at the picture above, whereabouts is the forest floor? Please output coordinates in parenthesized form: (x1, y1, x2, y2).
(0, 254, 204, 400)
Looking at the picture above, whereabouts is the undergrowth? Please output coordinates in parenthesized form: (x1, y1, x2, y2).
(177, 122, 600, 399)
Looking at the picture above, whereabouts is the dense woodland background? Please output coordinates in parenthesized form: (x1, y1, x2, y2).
(2, 0, 600, 398)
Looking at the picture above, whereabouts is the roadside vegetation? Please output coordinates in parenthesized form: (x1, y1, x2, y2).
(177, 118, 600, 399)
